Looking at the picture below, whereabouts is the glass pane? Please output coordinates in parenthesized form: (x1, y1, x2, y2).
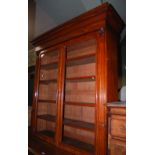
(36, 49, 59, 140)
(62, 38, 97, 152)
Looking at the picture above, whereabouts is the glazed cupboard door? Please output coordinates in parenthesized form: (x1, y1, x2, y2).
(36, 49, 60, 143)
(61, 38, 97, 154)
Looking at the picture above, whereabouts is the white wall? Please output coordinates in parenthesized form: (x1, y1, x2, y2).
(34, 3, 57, 37)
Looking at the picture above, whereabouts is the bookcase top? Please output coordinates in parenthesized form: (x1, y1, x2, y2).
(31, 2, 124, 52)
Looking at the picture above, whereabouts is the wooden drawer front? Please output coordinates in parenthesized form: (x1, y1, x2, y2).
(110, 139, 126, 155)
(111, 117, 126, 138)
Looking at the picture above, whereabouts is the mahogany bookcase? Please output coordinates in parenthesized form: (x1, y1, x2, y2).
(31, 2, 124, 155)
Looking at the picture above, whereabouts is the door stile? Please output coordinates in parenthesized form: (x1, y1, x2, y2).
(55, 45, 66, 145)
(31, 53, 41, 133)
(95, 31, 108, 155)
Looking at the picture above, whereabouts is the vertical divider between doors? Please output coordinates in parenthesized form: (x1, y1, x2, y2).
(55, 45, 66, 145)
(31, 53, 41, 133)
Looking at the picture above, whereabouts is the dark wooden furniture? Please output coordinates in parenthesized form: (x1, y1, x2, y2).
(28, 66, 35, 106)
(31, 2, 124, 155)
(107, 103, 126, 155)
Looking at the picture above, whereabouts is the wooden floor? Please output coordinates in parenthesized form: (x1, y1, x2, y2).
(29, 128, 73, 155)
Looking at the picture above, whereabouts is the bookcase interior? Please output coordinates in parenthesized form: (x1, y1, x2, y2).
(36, 49, 59, 140)
(61, 38, 97, 152)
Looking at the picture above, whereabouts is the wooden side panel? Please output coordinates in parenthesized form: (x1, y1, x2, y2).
(106, 27, 119, 102)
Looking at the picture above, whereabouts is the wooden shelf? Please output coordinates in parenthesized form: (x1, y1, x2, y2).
(40, 79, 57, 84)
(65, 101, 95, 107)
(66, 76, 95, 82)
(37, 114, 56, 122)
(63, 118, 95, 132)
(67, 53, 95, 62)
(41, 61, 58, 70)
(37, 130, 55, 138)
(62, 136, 95, 153)
(38, 99, 56, 103)
(66, 54, 95, 66)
